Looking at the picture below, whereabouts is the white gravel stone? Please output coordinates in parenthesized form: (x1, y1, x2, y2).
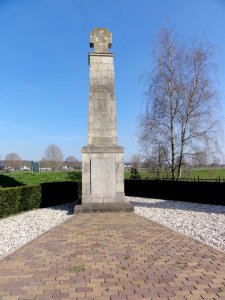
(126, 196, 225, 252)
(0, 203, 74, 259)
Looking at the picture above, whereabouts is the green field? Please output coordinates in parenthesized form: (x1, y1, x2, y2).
(181, 168, 225, 179)
(125, 168, 225, 180)
(0, 171, 81, 188)
(0, 168, 225, 188)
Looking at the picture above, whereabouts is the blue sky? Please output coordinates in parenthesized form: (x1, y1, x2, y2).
(0, 0, 225, 161)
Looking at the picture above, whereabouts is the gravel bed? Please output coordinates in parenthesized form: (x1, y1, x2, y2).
(127, 196, 225, 251)
(0, 203, 74, 259)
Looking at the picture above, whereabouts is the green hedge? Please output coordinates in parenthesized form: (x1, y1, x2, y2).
(125, 179, 225, 205)
(20, 185, 42, 211)
(0, 181, 82, 218)
(40, 182, 81, 207)
(0, 185, 41, 218)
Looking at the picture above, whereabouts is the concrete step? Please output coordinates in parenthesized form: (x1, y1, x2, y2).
(74, 202, 134, 213)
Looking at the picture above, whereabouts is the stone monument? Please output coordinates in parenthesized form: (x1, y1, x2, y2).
(75, 28, 133, 212)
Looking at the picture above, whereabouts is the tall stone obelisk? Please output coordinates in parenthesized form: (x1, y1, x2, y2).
(81, 28, 125, 205)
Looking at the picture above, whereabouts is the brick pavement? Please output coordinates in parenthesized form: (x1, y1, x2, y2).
(0, 212, 225, 300)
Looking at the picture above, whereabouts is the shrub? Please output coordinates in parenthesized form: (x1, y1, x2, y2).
(0, 185, 41, 218)
(130, 168, 141, 180)
(20, 185, 42, 211)
(40, 181, 81, 207)
(125, 179, 225, 205)
(0, 181, 82, 218)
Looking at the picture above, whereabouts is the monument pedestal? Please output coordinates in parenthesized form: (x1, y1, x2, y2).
(82, 146, 125, 204)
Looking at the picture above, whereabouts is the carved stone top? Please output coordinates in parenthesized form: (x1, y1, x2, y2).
(90, 28, 112, 53)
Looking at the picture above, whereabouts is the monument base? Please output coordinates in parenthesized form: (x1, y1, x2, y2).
(82, 193, 125, 204)
(74, 202, 134, 214)
(82, 145, 125, 204)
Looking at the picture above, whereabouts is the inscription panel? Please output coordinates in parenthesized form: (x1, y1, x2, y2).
(91, 158, 115, 196)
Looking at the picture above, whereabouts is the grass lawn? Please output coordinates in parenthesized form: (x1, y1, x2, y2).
(125, 168, 225, 180)
(0, 171, 82, 188)
(185, 168, 225, 179)
(1, 168, 225, 188)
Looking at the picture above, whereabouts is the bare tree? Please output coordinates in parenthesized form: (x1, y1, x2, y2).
(131, 154, 141, 171)
(192, 151, 208, 168)
(5, 153, 22, 170)
(40, 158, 50, 170)
(65, 156, 80, 170)
(43, 145, 64, 171)
(139, 28, 222, 179)
(145, 143, 169, 178)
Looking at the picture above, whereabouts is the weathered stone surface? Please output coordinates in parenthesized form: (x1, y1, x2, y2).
(91, 158, 115, 196)
(81, 28, 125, 205)
(82, 149, 124, 204)
(90, 28, 112, 53)
(88, 53, 117, 146)
(74, 202, 134, 213)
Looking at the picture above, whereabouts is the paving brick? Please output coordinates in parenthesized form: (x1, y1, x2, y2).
(0, 213, 225, 300)
(184, 296, 204, 300)
(0, 297, 19, 300)
(169, 296, 186, 300)
(110, 295, 127, 300)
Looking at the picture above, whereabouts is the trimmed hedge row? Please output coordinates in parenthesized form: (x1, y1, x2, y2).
(125, 179, 225, 205)
(0, 185, 41, 218)
(40, 182, 81, 208)
(5, 178, 224, 217)
(0, 181, 81, 218)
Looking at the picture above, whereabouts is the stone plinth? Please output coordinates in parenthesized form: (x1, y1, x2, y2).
(82, 146, 124, 203)
(80, 28, 125, 206)
(74, 202, 133, 213)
